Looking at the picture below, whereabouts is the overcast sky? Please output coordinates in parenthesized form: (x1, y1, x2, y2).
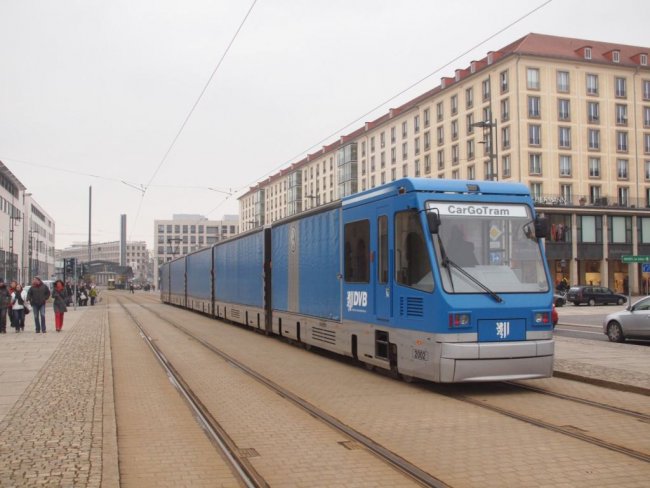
(1, 0, 648, 250)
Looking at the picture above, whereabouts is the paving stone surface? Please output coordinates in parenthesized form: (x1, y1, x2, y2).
(0, 306, 112, 487)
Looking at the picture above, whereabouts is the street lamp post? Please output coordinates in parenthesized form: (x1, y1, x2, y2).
(8, 212, 22, 281)
(470, 119, 498, 181)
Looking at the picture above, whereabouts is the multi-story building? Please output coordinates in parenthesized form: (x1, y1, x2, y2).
(240, 33, 650, 294)
(153, 214, 240, 285)
(23, 195, 56, 280)
(0, 161, 56, 283)
(56, 241, 150, 282)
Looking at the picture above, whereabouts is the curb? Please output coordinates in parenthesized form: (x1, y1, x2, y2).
(553, 370, 650, 397)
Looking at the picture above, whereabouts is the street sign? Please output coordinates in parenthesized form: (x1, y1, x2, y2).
(643, 263, 650, 273)
(621, 255, 650, 263)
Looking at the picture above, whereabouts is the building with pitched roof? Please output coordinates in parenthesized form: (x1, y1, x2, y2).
(239, 33, 650, 294)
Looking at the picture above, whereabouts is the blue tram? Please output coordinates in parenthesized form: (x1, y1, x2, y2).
(160, 178, 554, 382)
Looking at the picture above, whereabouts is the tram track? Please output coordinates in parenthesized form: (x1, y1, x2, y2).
(118, 295, 449, 488)
(115, 298, 266, 488)
(130, 293, 650, 468)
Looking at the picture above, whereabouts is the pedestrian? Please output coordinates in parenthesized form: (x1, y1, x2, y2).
(10, 283, 27, 332)
(26, 276, 51, 333)
(0, 279, 10, 334)
(52, 280, 68, 332)
(89, 285, 97, 306)
(129, 283, 135, 294)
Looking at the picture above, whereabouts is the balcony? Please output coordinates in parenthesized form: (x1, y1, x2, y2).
(533, 194, 650, 209)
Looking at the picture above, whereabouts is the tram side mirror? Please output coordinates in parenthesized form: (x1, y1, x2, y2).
(426, 212, 441, 234)
(534, 216, 550, 240)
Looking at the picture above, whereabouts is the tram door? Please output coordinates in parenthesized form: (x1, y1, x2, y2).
(376, 212, 392, 321)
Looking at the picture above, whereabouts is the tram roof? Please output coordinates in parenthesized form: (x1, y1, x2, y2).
(343, 178, 531, 207)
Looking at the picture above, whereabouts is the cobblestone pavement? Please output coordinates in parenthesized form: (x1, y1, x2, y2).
(0, 305, 116, 487)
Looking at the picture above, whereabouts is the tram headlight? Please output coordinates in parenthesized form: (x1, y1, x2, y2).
(449, 313, 471, 328)
(534, 312, 550, 325)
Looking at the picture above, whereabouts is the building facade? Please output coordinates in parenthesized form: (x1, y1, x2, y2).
(153, 214, 240, 285)
(239, 33, 650, 294)
(24, 196, 56, 281)
(56, 240, 150, 282)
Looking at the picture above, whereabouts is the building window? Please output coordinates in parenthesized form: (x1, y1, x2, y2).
(527, 68, 540, 90)
(370, 137, 375, 153)
(584, 47, 592, 60)
(414, 138, 420, 155)
(500, 70, 509, 93)
(586, 74, 598, 95)
(344, 220, 370, 283)
(645, 134, 650, 154)
(617, 159, 629, 179)
(370, 155, 375, 172)
(560, 184, 572, 204)
(501, 126, 510, 150)
(483, 107, 492, 123)
(390, 127, 396, 144)
(423, 108, 430, 128)
(402, 142, 408, 160)
(451, 145, 459, 165)
(391, 147, 396, 164)
(530, 182, 542, 200)
(528, 96, 541, 118)
(579, 215, 602, 244)
(644, 80, 650, 100)
(617, 131, 629, 152)
(588, 129, 600, 150)
(437, 126, 444, 145)
(450, 95, 458, 115)
(587, 101, 600, 122)
(402, 164, 408, 177)
(645, 160, 650, 180)
(615, 77, 627, 98)
(465, 113, 474, 135)
(467, 139, 475, 160)
(437, 150, 445, 170)
(381, 172, 386, 184)
(414, 159, 420, 177)
(452, 169, 459, 179)
(528, 124, 541, 146)
(436, 101, 443, 121)
(502, 155, 511, 178)
(390, 168, 396, 181)
(380, 131, 385, 148)
(465, 87, 473, 108)
(557, 70, 570, 92)
(618, 187, 629, 206)
(451, 119, 458, 140)
(588, 157, 601, 178)
(529, 153, 542, 175)
(380, 151, 386, 168)
(414, 115, 420, 133)
(424, 131, 431, 151)
(482, 78, 491, 100)
(424, 154, 431, 174)
(612, 50, 620, 63)
(559, 155, 572, 176)
(500, 98, 510, 122)
(558, 127, 571, 148)
(589, 185, 601, 205)
(157, 224, 164, 233)
(558, 99, 570, 120)
(644, 107, 650, 127)
(402, 121, 408, 139)
(467, 165, 475, 180)
(615, 104, 628, 125)
(641, 54, 648, 66)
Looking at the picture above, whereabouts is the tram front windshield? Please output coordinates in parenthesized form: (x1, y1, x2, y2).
(427, 201, 549, 294)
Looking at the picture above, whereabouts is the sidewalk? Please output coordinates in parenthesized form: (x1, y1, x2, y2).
(0, 304, 118, 487)
(553, 335, 650, 395)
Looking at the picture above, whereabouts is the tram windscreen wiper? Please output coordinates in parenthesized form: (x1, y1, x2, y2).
(437, 236, 503, 303)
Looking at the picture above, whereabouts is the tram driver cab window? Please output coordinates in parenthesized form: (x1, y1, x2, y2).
(395, 211, 433, 292)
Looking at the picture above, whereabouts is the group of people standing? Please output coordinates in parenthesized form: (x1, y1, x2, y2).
(0, 277, 69, 334)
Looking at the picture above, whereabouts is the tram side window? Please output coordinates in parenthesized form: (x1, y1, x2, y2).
(344, 220, 370, 283)
(395, 211, 433, 292)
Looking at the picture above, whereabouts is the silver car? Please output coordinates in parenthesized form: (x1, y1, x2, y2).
(603, 297, 650, 342)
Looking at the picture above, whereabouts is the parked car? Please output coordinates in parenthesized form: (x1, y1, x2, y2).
(566, 285, 627, 306)
(552, 304, 558, 327)
(603, 297, 650, 342)
(554, 293, 566, 307)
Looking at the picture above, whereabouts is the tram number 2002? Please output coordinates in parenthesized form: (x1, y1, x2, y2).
(412, 348, 429, 361)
